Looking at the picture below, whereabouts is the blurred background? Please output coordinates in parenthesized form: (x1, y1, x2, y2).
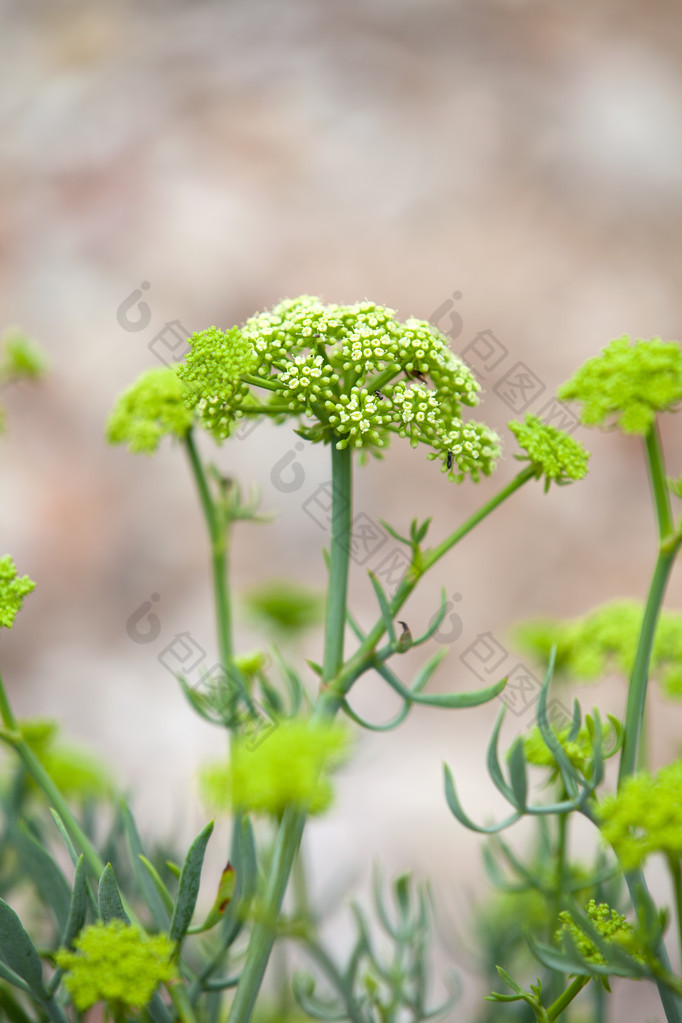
(1, 0, 682, 1016)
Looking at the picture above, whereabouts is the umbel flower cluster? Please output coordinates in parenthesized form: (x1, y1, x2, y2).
(200, 719, 349, 817)
(55, 920, 177, 1011)
(559, 335, 682, 435)
(555, 900, 643, 966)
(177, 296, 501, 482)
(597, 759, 682, 870)
(515, 600, 682, 698)
(0, 555, 35, 629)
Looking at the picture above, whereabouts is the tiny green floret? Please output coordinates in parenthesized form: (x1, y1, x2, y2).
(0, 555, 35, 629)
(558, 336, 682, 434)
(508, 414, 589, 491)
(597, 760, 682, 870)
(556, 899, 644, 966)
(55, 920, 177, 1011)
(176, 325, 258, 438)
(106, 364, 194, 454)
(200, 719, 349, 816)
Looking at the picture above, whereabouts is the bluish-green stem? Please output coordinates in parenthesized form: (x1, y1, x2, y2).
(618, 425, 680, 786)
(669, 856, 682, 967)
(184, 430, 233, 674)
(546, 975, 589, 1020)
(227, 445, 354, 1023)
(613, 424, 682, 1022)
(322, 444, 353, 682)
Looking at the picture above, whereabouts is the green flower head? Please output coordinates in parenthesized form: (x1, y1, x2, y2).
(0, 555, 35, 629)
(0, 329, 48, 382)
(200, 719, 349, 817)
(514, 600, 682, 697)
(597, 760, 682, 870)
(55, 920, 177, 1011)
(182, 297, 500, 481)
(176, 326, 258, 439)
(558, 336, 682, 434)
(106, 364, 194, 454)
(556, 900, 644, 967)
(521, 724, 593, 773)
(519, 716, 620, 776)
(508, 414, 589, 491)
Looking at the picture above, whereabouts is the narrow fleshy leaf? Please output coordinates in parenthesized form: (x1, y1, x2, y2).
(98, 863, 129, 923)
(486, 706, 516, 803)
(16, 824, 71, 931)
(443, 765, 520, 834)
(507, 739, 528, 811)
(368, 571, 396, 642)
(60, 855, 87, 949)
(121, 801, 171, 930)
(138, 856, 175, 914)
(170, 819, 214, 942)
(0, 899, 47, 997)
(49, 809, 79, 867)
(411, 590, 447, 646)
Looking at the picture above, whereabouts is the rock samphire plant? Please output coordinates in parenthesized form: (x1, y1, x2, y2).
(2, 303, 682, 1023)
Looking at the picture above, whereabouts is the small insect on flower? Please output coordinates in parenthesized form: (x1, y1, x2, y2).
(404, 367, 429, 385)
(374, 390, 385, 400)
(446, 451, 454, 470)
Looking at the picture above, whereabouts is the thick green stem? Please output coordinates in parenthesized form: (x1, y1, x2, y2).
(546, 975, 589, 1020)
(669, 856, 682, 972)
(618, 424, 681, 785)
(547, 806, 569, 1002)
(618, 547, 677, 786)
(184, 431, 233, 671)
(227, 442, 354, 1023)
(645, 423, 674, 542)
(226, 809, 306, 1023)
(322, 444, 353, 682)
(624, 869, 682, 1023)
(168, 983, 200, 1023)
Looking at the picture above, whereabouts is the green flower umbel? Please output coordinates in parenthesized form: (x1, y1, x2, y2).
(597, 760, 682, 870)
(508, 414, 589, 491)
(556, 900, 644, 966)
(55, 920, 177, 1011)
(0, 329, 48, 382)
(0, 555, 35, 628)
(182, 297, 500, 481)
(558, 336, 682, 434)
(176, 326, 258, 439)
(106, 364, 194, 454)
(200, 719, 349, 816)
(514, 600, 682, 697)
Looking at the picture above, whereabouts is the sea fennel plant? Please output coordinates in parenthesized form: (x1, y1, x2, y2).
(0, 315, 680, 1023)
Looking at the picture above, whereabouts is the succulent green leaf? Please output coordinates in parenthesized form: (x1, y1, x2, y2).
(121, 801, 171, 931)
(60, 855, 88, 950)
(16, 823, 71, 932)
(0, 898, 47, 997)
(98, 864, 129, 924)
(507, 739, 528, 811)
(170, 819, 214, 942)
(443, 765, 520, 834)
